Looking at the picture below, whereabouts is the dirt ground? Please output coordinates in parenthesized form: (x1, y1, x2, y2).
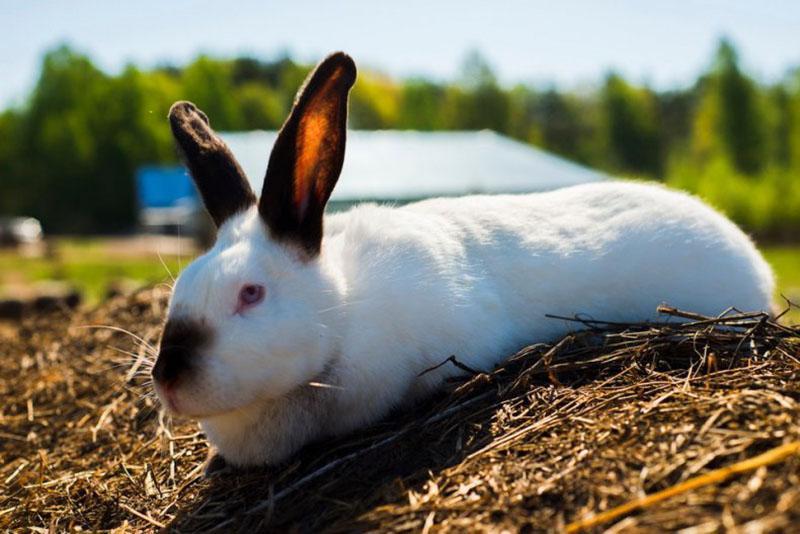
(1, 288, 800, 533)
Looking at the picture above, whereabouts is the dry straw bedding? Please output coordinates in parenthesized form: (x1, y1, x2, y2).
(1, 287, 800, 532)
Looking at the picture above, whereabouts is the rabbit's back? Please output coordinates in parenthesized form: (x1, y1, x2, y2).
(413, 181, 774, 316)
(323, 181, 773, 420)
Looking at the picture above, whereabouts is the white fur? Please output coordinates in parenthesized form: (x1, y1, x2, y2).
(162, 181, 774, 466)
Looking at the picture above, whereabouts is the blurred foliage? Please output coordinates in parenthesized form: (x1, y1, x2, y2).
(0, 238, 183, 305)
(691, 40, 770, 175)
(0, 40, 798, 237)
(601, 73, 663, 176)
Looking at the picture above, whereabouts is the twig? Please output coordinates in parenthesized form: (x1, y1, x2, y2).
(119, 502, 167, 529)
(565, 441, 800, 533)
(545, 313, 651, 329)
(656, 306, 715, 322)
(417, 355, 484, 377)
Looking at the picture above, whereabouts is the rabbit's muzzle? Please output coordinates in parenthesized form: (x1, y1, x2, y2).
(152, 317, 209, 389)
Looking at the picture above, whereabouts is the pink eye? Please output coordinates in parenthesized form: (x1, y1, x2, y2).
(238, 284, 265, 310)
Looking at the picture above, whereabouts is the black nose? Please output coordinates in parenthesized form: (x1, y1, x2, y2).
(152, 317, 209, 387)
(152, 344, 191, 386)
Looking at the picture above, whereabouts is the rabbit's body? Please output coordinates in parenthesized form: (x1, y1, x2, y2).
(200, 181, 773, 465)
(154, 53, 774, 467)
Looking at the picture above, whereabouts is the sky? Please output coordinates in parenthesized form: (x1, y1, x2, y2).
(2, 1, 799, 107)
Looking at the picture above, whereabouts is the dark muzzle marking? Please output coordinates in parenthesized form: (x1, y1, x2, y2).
(152, 317, 210, 387)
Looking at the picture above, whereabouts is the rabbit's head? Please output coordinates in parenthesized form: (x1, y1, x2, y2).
(152, 53, 356, 417)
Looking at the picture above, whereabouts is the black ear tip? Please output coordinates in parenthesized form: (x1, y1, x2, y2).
(323, 52, 357, 86)
(327, 51, 355, 67)
(168, 101, 209, 126)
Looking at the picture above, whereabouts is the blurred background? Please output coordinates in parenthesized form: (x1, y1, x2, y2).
(0, 1, 798, 318)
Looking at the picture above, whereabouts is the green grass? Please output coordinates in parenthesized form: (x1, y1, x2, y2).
(763, 245, 800, 323)
(0, 238, 186, 305)
(1, 238, 799, 322)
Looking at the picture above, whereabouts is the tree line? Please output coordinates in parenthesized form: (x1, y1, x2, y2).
(0, 40, 798, 237)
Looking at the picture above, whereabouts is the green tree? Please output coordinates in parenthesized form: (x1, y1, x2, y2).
(506, 85, 542, 144)
(236, 83, 284, 130)
(182, 56, 242, 130)
(349, 72, 399, 129)
(656, 89, 696, 162)
(449, 51, 510, 132)
(18, 46, 109, 231)
(601, 73, 663, 176)
(0, 46, 177, 232)
(532, 89, 597, 165)
(692, 39, 768, 175)
(397, 79, 445, 130)
(0, 110, 26, 215)
(769, 79, 800, 171)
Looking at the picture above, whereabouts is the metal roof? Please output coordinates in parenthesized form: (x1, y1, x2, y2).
(220, 130, 607, 201)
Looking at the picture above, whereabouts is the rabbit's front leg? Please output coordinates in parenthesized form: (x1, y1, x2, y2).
(200, 385, 335, 468)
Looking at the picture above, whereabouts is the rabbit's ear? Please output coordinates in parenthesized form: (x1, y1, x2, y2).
(168, 101, 257, 228)
(259, 52, 356, 257)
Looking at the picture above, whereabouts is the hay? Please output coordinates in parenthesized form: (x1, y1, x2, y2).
(1, 287, 799, 532)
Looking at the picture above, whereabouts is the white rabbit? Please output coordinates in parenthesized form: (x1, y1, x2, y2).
(152, 52, 775, 467)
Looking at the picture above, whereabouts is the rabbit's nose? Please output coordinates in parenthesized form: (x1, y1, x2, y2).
(152, 317, 209, 387)
(153, 344, 191, 387)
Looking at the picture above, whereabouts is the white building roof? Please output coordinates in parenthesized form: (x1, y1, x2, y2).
(220, 130, 607, 201)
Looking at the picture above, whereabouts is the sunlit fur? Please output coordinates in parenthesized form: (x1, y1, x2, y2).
(160, 181, 774, 466)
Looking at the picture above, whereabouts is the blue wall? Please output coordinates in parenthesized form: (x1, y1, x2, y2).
(135, 166, 198, 209)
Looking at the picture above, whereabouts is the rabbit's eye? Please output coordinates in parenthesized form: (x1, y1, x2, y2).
(238, 284, 265, 309)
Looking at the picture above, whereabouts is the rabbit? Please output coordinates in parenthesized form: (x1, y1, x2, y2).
(152, 52, 775, 468)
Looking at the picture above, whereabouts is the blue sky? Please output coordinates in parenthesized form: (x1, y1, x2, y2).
(2, 1, 799, 107)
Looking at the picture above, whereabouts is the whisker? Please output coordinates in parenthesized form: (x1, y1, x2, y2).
(317, 300, 366, 314)
(113, 345, 155, 384)
(156, 249, 176, 284)
(76, 324, 158, 355)
(177, 223, 184, 273)
(157, 281, 174, 292)
(308, 381, 345, 390)
(105, 357, 154, 370)
(108, 345, 155, 363)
